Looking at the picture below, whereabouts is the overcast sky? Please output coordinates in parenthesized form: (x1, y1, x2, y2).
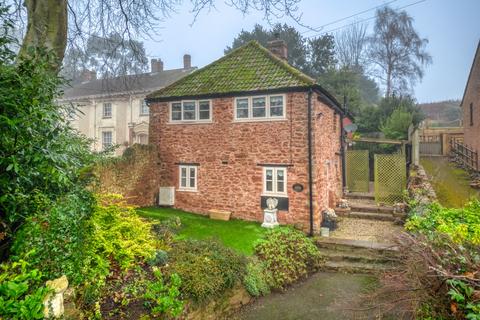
(143, 0, 480, 103)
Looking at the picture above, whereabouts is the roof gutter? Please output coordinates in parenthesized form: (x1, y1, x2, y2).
(307, 88, 314, 237)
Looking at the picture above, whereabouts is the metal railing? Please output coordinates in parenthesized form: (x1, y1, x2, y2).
(450, 140, 479, 172)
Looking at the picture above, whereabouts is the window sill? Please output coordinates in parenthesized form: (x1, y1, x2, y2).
(102, 116, 112, 119)
(261, 193, 288, 198)
(139, 113, 149, 117)
(233, 117, 287, 123)
(168, 121, 212, 125)
(177, 188, 199, 193)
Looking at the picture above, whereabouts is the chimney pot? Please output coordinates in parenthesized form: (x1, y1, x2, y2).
(183, 54, 191, 69)
(268, 39, 288, 60)
(150, 58, 163, 73)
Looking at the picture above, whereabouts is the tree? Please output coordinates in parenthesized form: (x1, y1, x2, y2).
(380, 108, 413, 140)
(368, 6, 432, 97)
(307, 34, 336, 77)
(62, 33, 148, 81)
(226, 23, 309, 73)
(335, 22, 368, 70)
(226, 23, 336, 77)
(317, 67, 380, 116)
(9, 0, 306, 75)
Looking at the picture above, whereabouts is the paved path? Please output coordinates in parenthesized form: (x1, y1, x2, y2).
(235, 272, 377, 320)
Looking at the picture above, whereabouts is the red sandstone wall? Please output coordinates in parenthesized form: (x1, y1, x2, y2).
(463, 48, 480, 156)
(149, 91, 341, 232)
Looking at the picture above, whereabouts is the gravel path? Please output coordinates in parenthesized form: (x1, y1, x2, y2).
(330, 217, 403, 243)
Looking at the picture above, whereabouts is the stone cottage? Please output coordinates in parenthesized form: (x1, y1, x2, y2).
(462, 40, 480, 159)
(146, 40, 348, 234)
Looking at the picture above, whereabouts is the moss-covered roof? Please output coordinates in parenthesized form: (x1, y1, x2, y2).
(147, 41, 316, 100)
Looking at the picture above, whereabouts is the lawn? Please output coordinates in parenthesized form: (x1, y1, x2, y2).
(421, 156, 480, 208)
(137, 207, 270, 255)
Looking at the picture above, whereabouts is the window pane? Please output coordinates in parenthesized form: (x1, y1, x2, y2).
(199, 101, 210, 120)
(140, 100, 149, 115)
(180, 167, 187, 187)
(189, 168, 196, 188)
(265, 169, 273, 192)
(183, 102, 196, 120)
(103, 103, 112, 118)
(236, 98, 249, 118)
(252, 97, 266, 118)
(266, 181, 273, 192)
(277, 169, 285, 192)
(270, 96, 284, 117)
(102, 131, 112, 149)
(171, 103, 182, 121)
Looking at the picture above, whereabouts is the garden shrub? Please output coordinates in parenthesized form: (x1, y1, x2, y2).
(254, 228, 322, 289)
(0, 258, 50, 320)
(169, 239, 246, 303)
(399, 199, 480, 319)
(0, 13, 99, 258)
(11, 190, 94, 284)
(143, 267, 184, 318)
(242, 258, 271, 297)
(406, 200, 480, 245)
(77, 194, 158, 307)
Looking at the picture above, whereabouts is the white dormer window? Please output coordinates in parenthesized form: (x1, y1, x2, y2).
(170, 100, 212, 123)
(234, 94, 285, 121)
(140, 100, 149, 116)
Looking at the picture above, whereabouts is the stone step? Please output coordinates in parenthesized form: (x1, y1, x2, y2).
(349, 203, 394, 214)
(319, 248, 395, 264)
(323, 260, 395, 274)
(315, 237, 398, 258)
(349, 211, 395, 221)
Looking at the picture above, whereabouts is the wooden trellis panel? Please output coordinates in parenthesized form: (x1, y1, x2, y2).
(374, 154, 406, 204)
(346, 150, 370, 193)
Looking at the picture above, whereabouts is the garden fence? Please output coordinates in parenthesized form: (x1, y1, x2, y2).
(450, 140, 478, 172)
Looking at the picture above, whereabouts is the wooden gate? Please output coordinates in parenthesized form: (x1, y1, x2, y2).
(374, 154, 407, 204)
(419, 141, 442, 155)
(346, 150, 369, 193)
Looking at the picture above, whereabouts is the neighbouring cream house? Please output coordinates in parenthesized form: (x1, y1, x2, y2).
(61, 55, 196, 155)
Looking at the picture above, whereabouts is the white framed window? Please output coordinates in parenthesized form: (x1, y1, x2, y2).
(140, 100, 149, 116)
(170, 100, 211, 123)
(234, 94, 285, 121)
(263, 167, 287, 196)
(179, 165, 198, 191)
(102, 131, 113, 150)
(103, 103, 112, 118)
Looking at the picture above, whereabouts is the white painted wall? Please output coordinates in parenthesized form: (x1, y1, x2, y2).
(68, 94, 150, 155)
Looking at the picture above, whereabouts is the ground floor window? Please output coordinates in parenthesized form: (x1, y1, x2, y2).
(179, 165, 197, 191)
(102, 131, 113, 150)
(263, 167, 287, 196)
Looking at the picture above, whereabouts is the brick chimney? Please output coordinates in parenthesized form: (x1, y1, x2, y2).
(183, 54, 191, 69)
(150, 58, 164, 73)
(81, 69, 97, 81)
(268, 39, 288, 60)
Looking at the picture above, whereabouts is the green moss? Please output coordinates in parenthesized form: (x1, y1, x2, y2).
(147, 41, 315, 99)
(137, 207, 271, 255)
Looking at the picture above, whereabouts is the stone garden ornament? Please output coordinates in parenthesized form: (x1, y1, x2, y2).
(43, 275, 69, 318)
(262, 197, 279, 228)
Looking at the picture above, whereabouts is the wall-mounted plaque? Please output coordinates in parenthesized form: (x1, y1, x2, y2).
(292, 183, 304, 192)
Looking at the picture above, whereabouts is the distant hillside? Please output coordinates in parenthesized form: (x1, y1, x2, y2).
(418, 100, 462, 124)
